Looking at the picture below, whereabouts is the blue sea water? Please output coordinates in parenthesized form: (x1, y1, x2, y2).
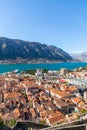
(0, 62, 87, 74)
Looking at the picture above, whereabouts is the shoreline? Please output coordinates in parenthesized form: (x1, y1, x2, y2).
(0, 60, 80, 65)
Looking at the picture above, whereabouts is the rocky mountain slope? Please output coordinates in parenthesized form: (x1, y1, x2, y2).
(0, 37, 73, 61)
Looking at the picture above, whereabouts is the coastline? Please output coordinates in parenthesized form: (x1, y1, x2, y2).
(0, 58, 79, 65)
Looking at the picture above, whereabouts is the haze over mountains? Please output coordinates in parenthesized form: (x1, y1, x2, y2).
(70, 52, 87, 61)
(0, 37, 73, 62)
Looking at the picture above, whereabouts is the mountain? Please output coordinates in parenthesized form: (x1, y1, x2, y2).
(0, 37, 73, 62)
(70, 52, 87, 61)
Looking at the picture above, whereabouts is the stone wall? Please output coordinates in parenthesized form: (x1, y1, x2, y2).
(42, 124, 86, 130)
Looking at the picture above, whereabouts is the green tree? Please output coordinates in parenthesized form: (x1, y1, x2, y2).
(0, 119, 4, 130)
(24, 69, 36, 75)
(42, 69, 48, 73)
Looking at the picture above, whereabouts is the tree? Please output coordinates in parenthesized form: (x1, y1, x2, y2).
(42, 69, 48, 73)
(0, 119, 4, 130)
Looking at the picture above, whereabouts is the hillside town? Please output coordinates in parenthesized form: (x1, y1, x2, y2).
(0, 67, 87, 129)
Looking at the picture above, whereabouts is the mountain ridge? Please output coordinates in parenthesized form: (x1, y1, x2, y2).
(0, 37, 73, 62)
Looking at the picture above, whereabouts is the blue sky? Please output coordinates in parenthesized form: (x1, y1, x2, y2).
(0, 0, 87, 53)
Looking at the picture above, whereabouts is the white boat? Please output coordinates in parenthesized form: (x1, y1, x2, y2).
(12, 69, 19, 73)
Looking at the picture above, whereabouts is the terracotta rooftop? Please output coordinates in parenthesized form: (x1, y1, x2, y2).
(68, 86, 78, 92)
(71, 97, 81, 104)
(4, 92, 22, 99)
(47, 114, 65, 125)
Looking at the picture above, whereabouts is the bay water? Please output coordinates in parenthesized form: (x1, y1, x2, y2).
(0, 62, 87, 74)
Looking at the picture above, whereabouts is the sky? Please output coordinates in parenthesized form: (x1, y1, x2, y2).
(0, 0, 87, 53)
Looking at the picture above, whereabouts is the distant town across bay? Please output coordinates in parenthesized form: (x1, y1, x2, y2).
(0, 62, 87, 74)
